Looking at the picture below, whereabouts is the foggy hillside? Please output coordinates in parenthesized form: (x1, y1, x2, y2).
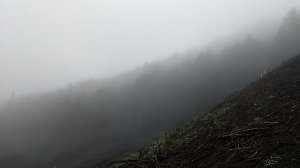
(1, 1, 299, 103)
(0, 8, 299, 168)
(106, 46, 300, 168)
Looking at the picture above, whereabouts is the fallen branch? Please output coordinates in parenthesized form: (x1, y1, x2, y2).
(219, 128, 265, 138)
(107, 159, 138, 166)
(277, 116, 292, 132)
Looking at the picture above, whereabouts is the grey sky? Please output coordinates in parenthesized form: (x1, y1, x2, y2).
(0, 0, 299, 102)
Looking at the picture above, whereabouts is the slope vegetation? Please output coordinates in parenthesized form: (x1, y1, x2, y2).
(106, 53, 300, 168)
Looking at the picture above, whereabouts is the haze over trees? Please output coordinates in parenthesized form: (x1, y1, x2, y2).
(0, 7, 299, 168)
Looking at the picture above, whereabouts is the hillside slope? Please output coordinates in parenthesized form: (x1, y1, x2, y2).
(0, 9, 298, 168)
(105, 53, 300, 168)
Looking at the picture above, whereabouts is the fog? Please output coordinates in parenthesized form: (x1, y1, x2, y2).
(1, 0, 299, 103)
(1, 1, 300, 167)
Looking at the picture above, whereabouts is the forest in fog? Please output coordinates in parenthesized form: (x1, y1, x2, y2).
(0, 7, 300, 168)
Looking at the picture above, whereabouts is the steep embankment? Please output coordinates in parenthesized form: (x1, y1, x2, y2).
(105, 53, 300, 167)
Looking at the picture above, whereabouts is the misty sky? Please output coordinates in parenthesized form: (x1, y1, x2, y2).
(0, 0, 299, 102)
